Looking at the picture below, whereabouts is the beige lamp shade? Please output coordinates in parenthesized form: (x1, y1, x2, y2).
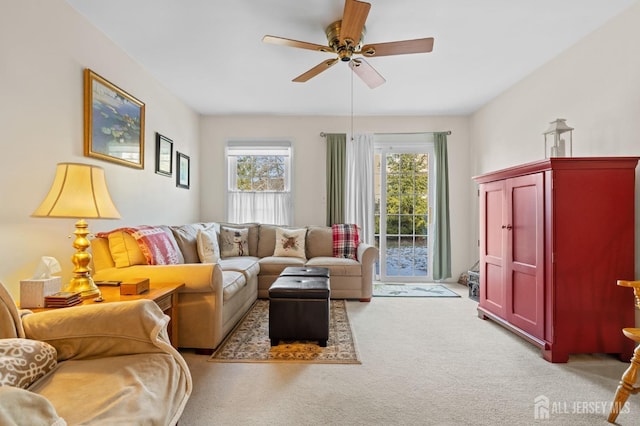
(32, 163, 121, 219)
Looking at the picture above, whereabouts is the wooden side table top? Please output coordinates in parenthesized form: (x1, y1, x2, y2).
(25, 281, 185, 348)
(92, 282, 184, 305)
(25, 281, 184, 310)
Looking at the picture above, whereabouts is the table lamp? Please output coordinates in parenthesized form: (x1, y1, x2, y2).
(32, 163, 121, 299)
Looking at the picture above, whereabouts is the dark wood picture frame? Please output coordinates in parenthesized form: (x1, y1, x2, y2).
(155, 133, 173, 176)
(83, 69, 145, 169)
(176, 151, 190, 189)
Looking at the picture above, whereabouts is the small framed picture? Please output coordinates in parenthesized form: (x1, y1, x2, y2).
(176, 152, 190, 189)
(155, 133, 173, 176)
(84, 69, 145, 169)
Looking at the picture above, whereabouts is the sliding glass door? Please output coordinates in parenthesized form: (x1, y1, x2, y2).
(374, 137, 434, 282)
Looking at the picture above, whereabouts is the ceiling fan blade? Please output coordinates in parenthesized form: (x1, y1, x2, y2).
(263, 35, 332, 53)
(340, 0, 371, 46)
(349, 59, 385, 89)
(360, 37, 434, 57)
(293, 58, 339, 83)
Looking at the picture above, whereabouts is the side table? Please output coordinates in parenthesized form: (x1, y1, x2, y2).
(26, 282, 184, 348)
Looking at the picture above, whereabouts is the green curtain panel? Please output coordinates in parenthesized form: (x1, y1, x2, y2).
(326, 133, 346, 226)
(433, 132, 451, 280)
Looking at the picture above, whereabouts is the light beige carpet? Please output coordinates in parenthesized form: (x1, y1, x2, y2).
(209, 299, 360, 364)
(182, 284, 640, 425)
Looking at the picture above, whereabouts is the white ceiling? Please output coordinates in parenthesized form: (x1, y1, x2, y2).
(65, 0, 635, 116)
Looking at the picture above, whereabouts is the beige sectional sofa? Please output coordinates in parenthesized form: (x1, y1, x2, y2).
(91, 222, 378, 352)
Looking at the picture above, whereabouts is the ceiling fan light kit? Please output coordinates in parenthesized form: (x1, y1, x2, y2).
(262, 0, 434, 88)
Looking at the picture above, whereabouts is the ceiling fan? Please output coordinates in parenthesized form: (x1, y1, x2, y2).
(262, 0, 434, 89)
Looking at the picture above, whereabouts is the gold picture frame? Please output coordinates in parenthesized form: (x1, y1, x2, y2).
(84, 69, 145, 169)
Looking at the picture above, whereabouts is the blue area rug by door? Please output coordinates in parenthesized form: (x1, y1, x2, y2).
(373, 284, 460, 298)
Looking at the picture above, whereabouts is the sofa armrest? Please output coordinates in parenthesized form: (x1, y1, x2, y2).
(358, 243, 379, 266)
(358, 243, 379, 300)
(22, 299, 175, 361)
(93, 263, 221, 294)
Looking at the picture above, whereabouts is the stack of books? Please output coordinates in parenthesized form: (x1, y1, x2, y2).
(44, 292, 82, 308)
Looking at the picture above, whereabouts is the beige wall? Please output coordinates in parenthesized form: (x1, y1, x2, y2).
(469, 1, 640, 275)
(0, 0, 201, 297)
(4, 0, 637, 300)
(200, 115, 473, 281)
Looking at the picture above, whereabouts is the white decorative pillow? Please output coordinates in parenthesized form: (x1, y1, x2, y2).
(273, 228, 307, 259)
(196, 225, 220, 263)
(0, 338, 57, 389)
(220, 226, 249, 258)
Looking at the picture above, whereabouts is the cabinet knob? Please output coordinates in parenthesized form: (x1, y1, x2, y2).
(502, 225, 513, 230)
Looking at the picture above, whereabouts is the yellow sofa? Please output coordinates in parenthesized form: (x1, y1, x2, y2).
(0, 282, 192, 425)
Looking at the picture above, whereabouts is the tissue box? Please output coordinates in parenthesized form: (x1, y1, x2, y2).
(20, 277, 62, 308)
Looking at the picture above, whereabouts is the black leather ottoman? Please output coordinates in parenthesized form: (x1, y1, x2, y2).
(280, 266, 330, 279)
(268, 276, 331, 347)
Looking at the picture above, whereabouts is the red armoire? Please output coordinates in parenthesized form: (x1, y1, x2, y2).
(473, 157, 639, 363)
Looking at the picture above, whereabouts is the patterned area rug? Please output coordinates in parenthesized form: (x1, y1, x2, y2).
(209, 299, 360, 364)
(373, 284, 460, 298)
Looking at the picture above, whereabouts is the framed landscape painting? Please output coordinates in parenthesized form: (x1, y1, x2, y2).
(176, 151, 190, 189)
(84, 69, 145, 169)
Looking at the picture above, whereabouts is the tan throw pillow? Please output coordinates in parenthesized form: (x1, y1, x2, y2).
(107, 231, 147, 268)
(0, 338, 57, 389)
(196, 225, 220, 263)
(273, 228, 307, 259)
(170, 224, 205, 264)
(220, 226, 249, 258)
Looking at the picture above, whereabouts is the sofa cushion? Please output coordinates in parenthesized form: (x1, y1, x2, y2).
(196, 225, 220, 263)
(258, 256, 306, 275)
(273, 228, 307, 259)
(257, 224, 278, 258)
(28, 353, 189, 425)
(107, 231, 147, 268)
(0, 338, 57, 389)
(220, 226, 250, 257)
(218, 257, 260, 289)
(305, 257, 362, 276)
(332, 224, 359, 260)
(170, 224, 206, 263)
(306, 226, 334, 258)
(222, 271, 246, 301)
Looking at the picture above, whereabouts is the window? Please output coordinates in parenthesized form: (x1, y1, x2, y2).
(226, 141, 292, 225)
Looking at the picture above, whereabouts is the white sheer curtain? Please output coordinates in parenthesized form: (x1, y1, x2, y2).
(345, 133, 375, 244)
(227, 191, 292, 225)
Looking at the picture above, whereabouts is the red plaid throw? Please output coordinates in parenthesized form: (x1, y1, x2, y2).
(332, 224, 359, 260)
(97, 226, 181, 265)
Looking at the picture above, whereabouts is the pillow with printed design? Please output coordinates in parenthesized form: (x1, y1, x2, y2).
(273, 227, 307, 259)
(220, 226, 249, 258)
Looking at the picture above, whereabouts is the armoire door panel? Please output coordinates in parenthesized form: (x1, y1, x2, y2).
(505, 173, 544, 338)
(483, 262, 505, 316)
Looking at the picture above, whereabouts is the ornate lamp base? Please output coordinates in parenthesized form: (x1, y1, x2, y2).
(61, 219, 102, 300)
